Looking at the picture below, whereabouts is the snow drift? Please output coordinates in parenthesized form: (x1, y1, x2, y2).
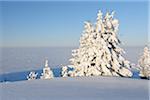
(0, 76, 149, 100)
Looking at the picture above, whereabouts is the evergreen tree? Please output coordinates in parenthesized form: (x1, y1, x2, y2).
(68, 10, 132, 77)
(138, 46, 150, 79)
(40, 60, 54, 79)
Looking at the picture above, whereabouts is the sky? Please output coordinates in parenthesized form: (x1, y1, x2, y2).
(0, 1, 149, 47)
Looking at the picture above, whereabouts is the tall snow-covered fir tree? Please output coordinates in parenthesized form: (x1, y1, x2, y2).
(68, 10, 132, 77)
(138, 46, 150, 79)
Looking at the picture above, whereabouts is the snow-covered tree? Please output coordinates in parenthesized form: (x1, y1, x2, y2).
(40, 60, 54, 79)
(138, 46, 150, 79)
(61, 65, 75, 77)
(61, 66, 68, 77)
(27, 71, 38, 80)
(68, 10, 132, 77)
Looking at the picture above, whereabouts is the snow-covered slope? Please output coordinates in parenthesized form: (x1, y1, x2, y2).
(1, 76, 149, 100)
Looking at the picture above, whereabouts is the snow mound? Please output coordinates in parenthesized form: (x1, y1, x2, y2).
(1, 76, 149, 100)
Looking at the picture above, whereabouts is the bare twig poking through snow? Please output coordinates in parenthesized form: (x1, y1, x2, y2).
(138, 46, 150, 79)
(40, 60, 54, 79)
(65, 10, 133, 77)
(27, 71, 38, 80)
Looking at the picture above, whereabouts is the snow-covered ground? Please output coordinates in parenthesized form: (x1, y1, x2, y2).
(0, 76, 149, 100)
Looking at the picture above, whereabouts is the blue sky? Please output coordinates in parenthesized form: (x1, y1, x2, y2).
(0, 1, 149, 47)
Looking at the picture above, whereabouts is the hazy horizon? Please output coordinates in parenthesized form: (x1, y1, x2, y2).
(0, 46, 144, 74)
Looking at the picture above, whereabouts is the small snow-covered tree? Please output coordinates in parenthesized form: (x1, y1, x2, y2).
(61, 65, 75, 77)
(40, 60, 54, 79)
(27, 71, 38, 80)
(69, 10, 132, 77)
(61, 66, 68, 77)
(138, 46, 150, 79)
